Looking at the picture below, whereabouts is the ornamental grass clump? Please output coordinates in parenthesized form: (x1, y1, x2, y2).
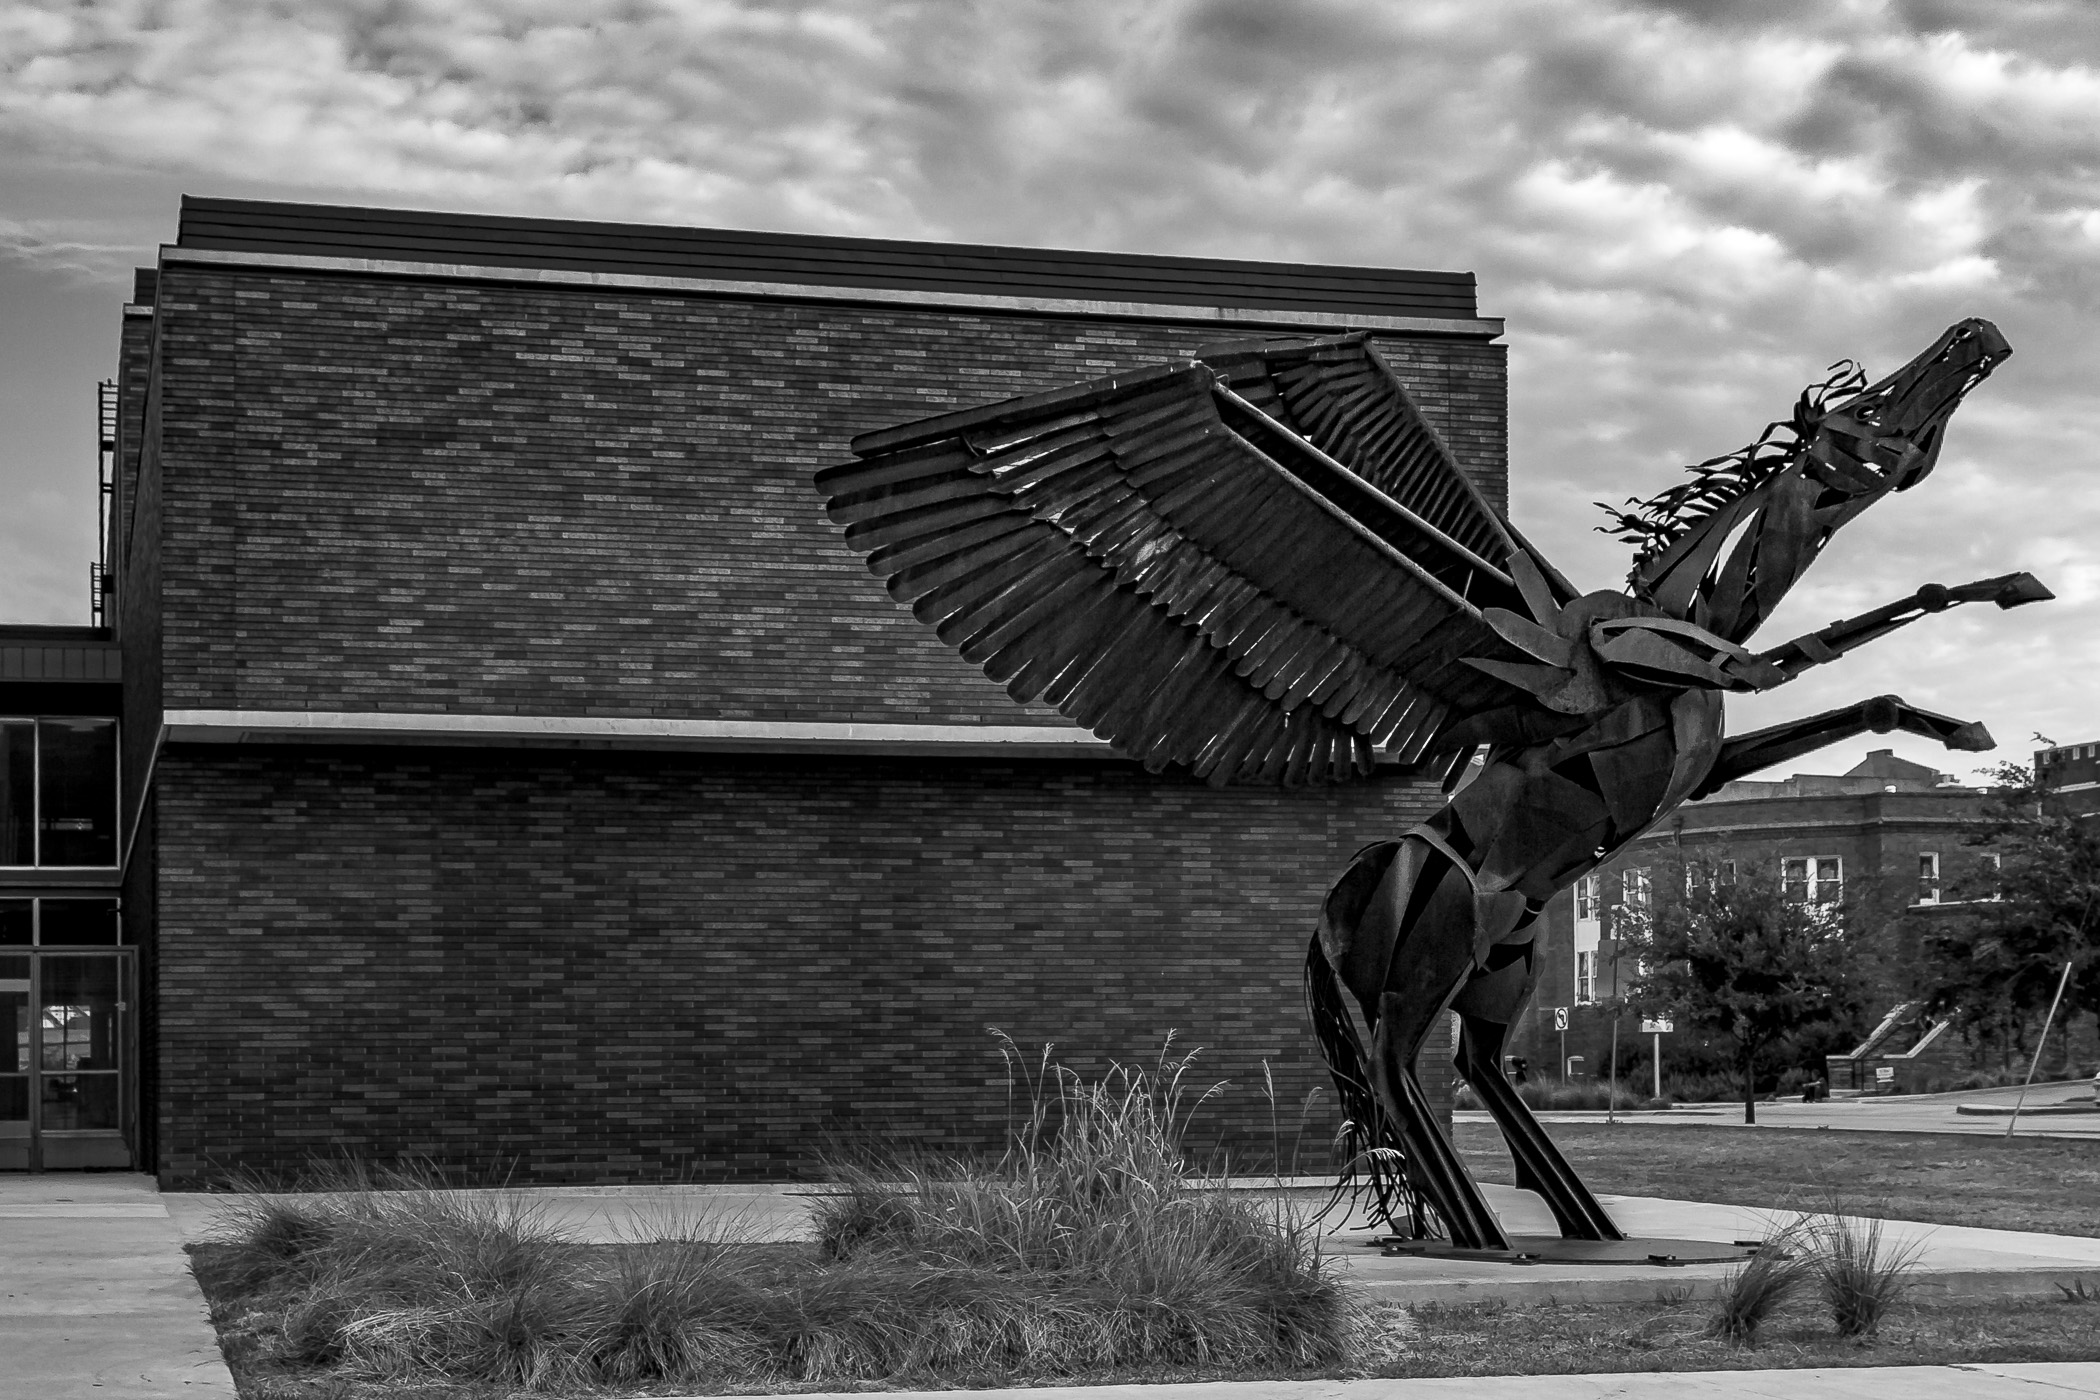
(205, 1160, 587, 1385)
(807, 1035, 1358, 1373)
(1705, 1217, 1812, 1347)
(1809, 1207, 1923, 1338)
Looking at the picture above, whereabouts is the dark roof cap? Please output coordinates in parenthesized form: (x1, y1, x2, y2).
(176, 196, 1478, 321)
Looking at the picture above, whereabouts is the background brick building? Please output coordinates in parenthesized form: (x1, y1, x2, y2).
(28, 198, 1515, 1184)
(1510, 749, 2005, 1087)
(2038, 738, 2100, 821)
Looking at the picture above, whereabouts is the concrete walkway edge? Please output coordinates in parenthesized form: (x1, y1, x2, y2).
(664, 1363, 2100, 1399)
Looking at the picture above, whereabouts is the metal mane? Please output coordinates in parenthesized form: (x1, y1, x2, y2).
(1596, 360, 1866, 579)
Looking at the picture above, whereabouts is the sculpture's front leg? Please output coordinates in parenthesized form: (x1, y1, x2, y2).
(1690, 694, 1992, 800)
(1755, 572, 2051, 682)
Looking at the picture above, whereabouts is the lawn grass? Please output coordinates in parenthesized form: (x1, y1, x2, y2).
(1457, 1121, 2100, 1237)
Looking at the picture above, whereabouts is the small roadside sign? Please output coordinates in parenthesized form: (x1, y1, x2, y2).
(1875, 1065, 1895, 1083)
(1553, 1006, 1569, 1031)
(1640, 1017, 1674, 1034)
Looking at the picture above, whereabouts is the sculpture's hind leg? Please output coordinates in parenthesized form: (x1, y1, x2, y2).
(1449, 1001, 1624, 1241)
(1311, 837, 1515, 1250)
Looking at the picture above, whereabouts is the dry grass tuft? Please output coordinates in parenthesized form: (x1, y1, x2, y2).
(1706, 1217, 1812, 1346)
(1808, 1207, 1923, 1339)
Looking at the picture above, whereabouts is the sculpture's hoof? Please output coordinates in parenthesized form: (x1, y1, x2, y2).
(1947, 720, 1994, 752)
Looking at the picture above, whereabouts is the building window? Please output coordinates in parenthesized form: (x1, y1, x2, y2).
(1572, 873, 1602, 1003)
(1917, 852, 1941, 905)
(1621, 867, 1651, 913)
(1981, 852, 2002, 901)
(1782, 856, 1843, 905)
(0, 897, 121, 946)
(0, 718, 118, 869)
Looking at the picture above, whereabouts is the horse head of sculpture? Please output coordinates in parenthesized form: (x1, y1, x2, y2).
(1604, 318, 2011, 643)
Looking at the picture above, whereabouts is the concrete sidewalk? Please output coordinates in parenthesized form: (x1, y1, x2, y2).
(0, 1173, 235, 1399)
(682, 1367, 2100, 1398)
(1485, 1079, 2100, 1139)
(1333, 1183, 2100, 1305)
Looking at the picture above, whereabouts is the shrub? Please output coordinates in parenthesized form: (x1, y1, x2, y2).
(1490, 1081, 1657, 1111)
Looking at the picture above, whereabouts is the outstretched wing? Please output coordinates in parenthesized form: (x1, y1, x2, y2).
(1202, 332, 1579, 604)
(815, 345, 1544, 785)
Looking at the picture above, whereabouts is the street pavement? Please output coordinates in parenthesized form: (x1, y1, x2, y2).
(1467, 1078, 2100, 1139)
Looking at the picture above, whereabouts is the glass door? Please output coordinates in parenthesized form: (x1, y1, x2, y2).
(37, 955, 129, 1167)
(0, 950, 132, 1170)
(0, 955, 26, 1171)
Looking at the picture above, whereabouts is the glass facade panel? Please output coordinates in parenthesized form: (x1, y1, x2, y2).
(0, 723, 30, 867)
(38, 957, 119, 1073)
(38, 719, 117, 867)
(0, 956, 27, 1074)
(0, 901, 30, 947)
(38, 900, 120, 946)
(41, 1074, 119, 1132)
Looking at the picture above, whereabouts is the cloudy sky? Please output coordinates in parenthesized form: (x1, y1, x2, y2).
(3, 0, 2094, 778)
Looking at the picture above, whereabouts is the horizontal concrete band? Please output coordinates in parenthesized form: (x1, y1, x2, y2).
(160, 247, 1506, 339)
(160, 708, 1125, 759)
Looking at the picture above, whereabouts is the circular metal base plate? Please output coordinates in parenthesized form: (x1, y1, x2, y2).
(1379, 1235, 1763, 1266)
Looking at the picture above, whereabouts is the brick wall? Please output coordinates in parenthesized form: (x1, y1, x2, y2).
(151, 745, 1449, 1186)
(143, 268, 1506, 724)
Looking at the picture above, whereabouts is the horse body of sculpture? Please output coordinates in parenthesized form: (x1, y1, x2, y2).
(816, 317, 2049, 1251)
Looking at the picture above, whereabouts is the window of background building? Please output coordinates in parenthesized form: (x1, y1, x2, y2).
(0, 719, 118, 869)
(1621, 867, 1651, 912)
(1917, 852, 1941, 905)
(1782, 856, 1843, 904)
(1573, 873, 1603, 1005)
(1981, 851, 2002, 900)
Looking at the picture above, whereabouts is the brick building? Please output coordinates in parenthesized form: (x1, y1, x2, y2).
(1510, 749, 2002, 1081)
(7, 198, 1512, 1183)
(2037, 738, 2100, 821)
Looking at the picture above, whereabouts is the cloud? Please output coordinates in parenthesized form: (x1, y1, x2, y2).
(1, 0, 2095, 756)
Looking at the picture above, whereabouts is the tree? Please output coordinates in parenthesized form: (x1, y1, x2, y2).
(1920, 761, 2100, 1073)
(1614, 858, 1863, 1123)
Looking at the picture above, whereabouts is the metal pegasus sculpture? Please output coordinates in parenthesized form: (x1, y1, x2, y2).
(814, 317, 2049, 1251)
